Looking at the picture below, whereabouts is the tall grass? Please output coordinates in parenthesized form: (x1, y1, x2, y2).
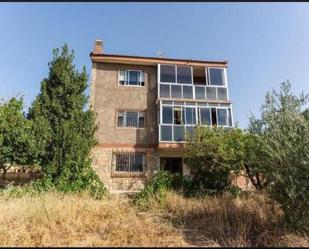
(144, 191, 309, 247)
(0, 190, 307, 247)
(0, 191, 186, 247)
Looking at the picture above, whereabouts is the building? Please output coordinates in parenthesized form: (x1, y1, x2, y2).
(90, 40, 234, 194)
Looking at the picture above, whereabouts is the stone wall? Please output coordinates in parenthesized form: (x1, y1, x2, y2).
(92, 146, 159, 193)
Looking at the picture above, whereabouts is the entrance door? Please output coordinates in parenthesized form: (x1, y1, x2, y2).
(160, 157, 182, 174)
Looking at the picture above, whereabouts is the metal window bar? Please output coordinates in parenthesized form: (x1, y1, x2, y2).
(115, 153, 144, 172)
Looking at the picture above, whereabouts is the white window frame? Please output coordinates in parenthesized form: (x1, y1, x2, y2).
(116, 110, 145, 128)
(158, 65, 230, 102)
(159, 100, 233, 143)
(207, 67, 226, 87)
(159, 64, 177, 84)
(159, 64, 193, 85)
(118, 69, 145, 87)
(198, 107, 212, 126)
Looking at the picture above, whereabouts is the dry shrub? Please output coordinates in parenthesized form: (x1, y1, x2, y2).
(147, 191, 309, 247)
(0, 192, 187, 247)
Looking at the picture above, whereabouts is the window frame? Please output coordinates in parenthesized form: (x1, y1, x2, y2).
(198, 107, 212, 126)
(159, 64, 177, 83)
(159, 64, 193, 85)
(116, 110, 145, 129)
(207, 67, 226, 87)
(118, 69, 145, 87)
(159, 101, 233, 143)
(113, 152, 145, 174)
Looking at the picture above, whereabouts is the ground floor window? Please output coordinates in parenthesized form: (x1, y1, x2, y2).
(115, 153, 145, 172)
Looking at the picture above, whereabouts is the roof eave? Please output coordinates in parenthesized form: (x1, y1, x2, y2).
(90, 52, 229, 67)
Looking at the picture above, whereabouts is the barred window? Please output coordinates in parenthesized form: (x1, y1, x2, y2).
(115, 153, 145, 172)
(117, 110, 145, 128)
(119, 70, 145, 86)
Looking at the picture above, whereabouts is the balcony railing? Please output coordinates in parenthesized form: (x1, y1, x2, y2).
(159, 83, 228, 102)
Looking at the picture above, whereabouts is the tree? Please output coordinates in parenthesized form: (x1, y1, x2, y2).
(248, 81, 309, 231)
(28, 44, 106, 196)
(184, 126, 245, 195)
(0, 97, 45, 180)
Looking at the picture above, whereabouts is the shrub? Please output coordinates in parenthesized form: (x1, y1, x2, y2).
(132, 170, 174, 208)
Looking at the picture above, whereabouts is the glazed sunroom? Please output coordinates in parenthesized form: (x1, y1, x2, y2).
(157, 64, 234, 143)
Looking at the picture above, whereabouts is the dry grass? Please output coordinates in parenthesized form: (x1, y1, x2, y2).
(146, 191, 309, 247)
(0, 190, 307, 247)
(0, 191, 186, 247)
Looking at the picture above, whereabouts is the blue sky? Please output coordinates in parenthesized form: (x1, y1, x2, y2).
(0, 3, 309, 128)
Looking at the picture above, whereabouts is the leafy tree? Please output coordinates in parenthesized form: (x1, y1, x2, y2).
(28, 44, 106, 197)
(184, 126, 244, 195)
(248, 81, 309, 231)
(0, 97, 46, 179)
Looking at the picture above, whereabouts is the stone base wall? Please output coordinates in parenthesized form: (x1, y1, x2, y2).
(92, 146, 255, 193)
(91, 146, 159, 193)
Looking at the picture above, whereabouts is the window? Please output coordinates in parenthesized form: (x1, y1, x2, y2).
(162, 106, 173, 124)
(119, 70, 145, 86)
(115, 153, 144, 172)
(117, 110, 145, 128)
(174, 126, 185, 141)
(161, 125, 173, 141)
(228, 108, 233, 126)
(160, 65, 176, 83)
(217, 88, 228, 101)
(185, 107, 196, 125)
(160, 84, 170, 98)
(206, 87, 217, 100)
(195, 86, 206, 100)
(171, 85, 182, 98)
(193, 67, 206, 85)
(199, 107, 211, 125)
(211, 108, 217, 126)
(177, 66, 192, 84)
(217, 108, 228, 126)
(183, 85, 193, 99)
(208, 68, 225, 86)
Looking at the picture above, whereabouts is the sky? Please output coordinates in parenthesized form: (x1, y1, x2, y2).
(0, 3, 309, 128)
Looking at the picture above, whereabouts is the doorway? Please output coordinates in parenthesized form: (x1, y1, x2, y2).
(160, 157, 182, 174)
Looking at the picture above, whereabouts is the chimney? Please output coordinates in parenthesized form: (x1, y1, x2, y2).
(93, 39, 103, 54)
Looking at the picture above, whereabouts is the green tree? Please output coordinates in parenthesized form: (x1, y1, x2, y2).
(248, 81, 309, 231)
(28, 44, 106, 197)
(0, 97, 46, 179)
(184, 126, 244, 195)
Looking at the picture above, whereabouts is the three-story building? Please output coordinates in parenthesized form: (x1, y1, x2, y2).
(90, 40, 234, 193)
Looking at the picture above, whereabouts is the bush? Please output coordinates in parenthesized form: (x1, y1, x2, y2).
(132, 170, 174, 208)
(132, 170, 242, 209)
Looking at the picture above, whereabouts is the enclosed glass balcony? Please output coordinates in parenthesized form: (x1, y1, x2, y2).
(159, 83, 228, 101)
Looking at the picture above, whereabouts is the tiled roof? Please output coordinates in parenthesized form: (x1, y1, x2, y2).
(90, 52, 228, 65)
